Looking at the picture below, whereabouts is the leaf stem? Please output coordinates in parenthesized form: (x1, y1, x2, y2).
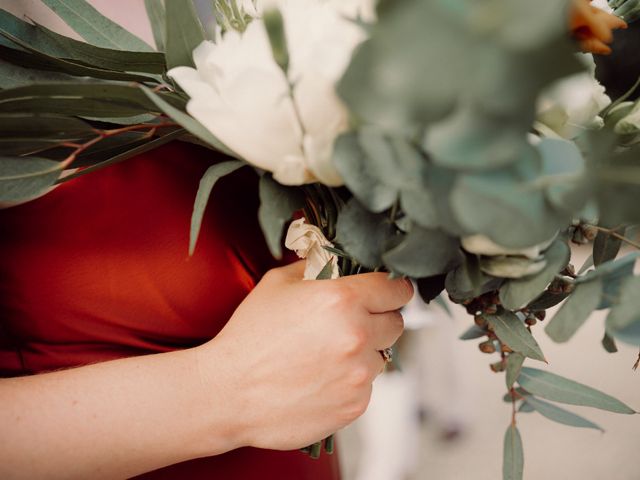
(587, 224, 640, 250)
(58, 121, 179, 170)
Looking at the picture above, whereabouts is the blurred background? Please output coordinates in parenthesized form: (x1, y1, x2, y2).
(2, 1, 638, 478)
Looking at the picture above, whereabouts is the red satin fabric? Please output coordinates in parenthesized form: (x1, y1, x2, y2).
(0, 141, 340, 480)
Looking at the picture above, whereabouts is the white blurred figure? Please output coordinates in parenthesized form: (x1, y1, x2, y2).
(353, 285, 468, 480)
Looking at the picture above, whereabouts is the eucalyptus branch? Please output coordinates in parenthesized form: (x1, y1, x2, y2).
(586, 224, 640, 250)
(510, 387, 518, 426)
(55, 121, 178, 169)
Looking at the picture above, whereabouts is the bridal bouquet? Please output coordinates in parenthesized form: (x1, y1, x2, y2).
(2, 0, 640, 478)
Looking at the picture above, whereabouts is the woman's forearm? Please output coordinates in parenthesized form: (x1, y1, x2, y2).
(0, 347, 240, 480)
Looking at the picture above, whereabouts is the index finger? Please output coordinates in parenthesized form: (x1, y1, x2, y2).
(338, 272, 414, 313)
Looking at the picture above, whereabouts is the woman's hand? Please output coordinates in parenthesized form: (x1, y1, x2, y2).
(0, 262, 411, 479)
(196, 261, 413, 451)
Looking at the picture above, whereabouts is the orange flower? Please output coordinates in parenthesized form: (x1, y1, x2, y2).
(570, 0, 628, 54)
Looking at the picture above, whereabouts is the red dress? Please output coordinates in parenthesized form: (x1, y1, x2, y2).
(0, 142, 340, 480)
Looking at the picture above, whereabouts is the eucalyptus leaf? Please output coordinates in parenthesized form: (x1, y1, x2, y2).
(518, 402, 535, 413)
(315, 260, 335, 280)
(451, 164, 569, 249)
(526, 290, 569, 311)
(0, 57, 75, 89)
(593, 227, 625, 266)
(500, 239, 570, 309)
(579, 252, 639, 309)
(458, 325, 487, 341)
(257, 175, 305, 259)
(0, 83, 181, 117)
(545, 278, 603, 343)
(503, 424, 524, 480)
(0, 31, 158, 84)
(40, 0, 154, 51)
(522, 395, 604, 432)
(517, 367, 636, 414)
(57, 128, 185, 183)
(383, 227, 462, 278)
(164, 0, 206, 69)
(537, 138, 589, 214)
(190, 160, 244, 255)
(416, 274, 447, 304)
(506, 353, 525, 389)
(333, 132, 397, 213)
(145, 0, 166, 51)
(0, 113, 92, 139)
(0, 156, 62, 202)
(336, 198, 395, 269)
(486, 311, 546, 362)
(601, 332, 619, 354)
(605, 276, 640, 345)
(0, 9, 163, 71)
(425, 106, 525, 170)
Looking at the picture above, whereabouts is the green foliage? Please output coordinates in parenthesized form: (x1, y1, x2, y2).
(0, 10, 165, 73)
(0, 83, 178, 117)
(58, 129, 185, 182)
(486, 312, 546, 362)
(522, 395, 604, 432)
(144, 0, 166, 52)
(0, 156, 61, 202)
(593, 227, 625, 266)
(451, 163, 569, 249)
(164, 0, 205, 69)
(518, 367, 635, 414)
(503, 424, 524, 480)
(545, 278, 603, 343)
(605, 276, 640, 345)
(336, 198, 395, 269)
(315, 260, 335, 280)
(40, 0, 153, 51)
(0, 31, 158, 83)
(415, 275, 447, 304)
(601, 332, 619, 353)
(258, 175, 305, 259)
(0, 113, 92, 155)
(459, 325, 487, 341)
(505, 353, 525, 389)
(383, 227, 463, 278)
(190, 161, 244, 255)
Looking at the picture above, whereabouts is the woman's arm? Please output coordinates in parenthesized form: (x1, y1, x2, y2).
(0, 262, 412, 479)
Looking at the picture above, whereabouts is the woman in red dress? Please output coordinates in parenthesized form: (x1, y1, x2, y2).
(0, 141, 411, 479)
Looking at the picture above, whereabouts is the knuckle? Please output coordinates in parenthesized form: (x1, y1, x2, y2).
(348, 366, 370, 388)
(398, 278, 414, 304)
(346, 389, 372, 421)
(261, 268, 283, 284)
(324, 284, 357, 310)
(391, 310, 405, 333)
(339, 329, 368, 356)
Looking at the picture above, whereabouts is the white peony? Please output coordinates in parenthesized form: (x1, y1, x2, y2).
(591, 0, 614, 13)
(285, 218, 340, 280)
(169, 0, 374, 186)
(536, 54, 611, 139)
